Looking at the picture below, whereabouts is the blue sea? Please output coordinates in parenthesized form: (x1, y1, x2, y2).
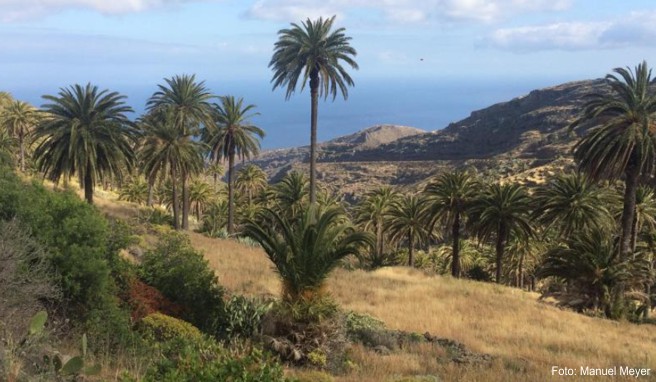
(12, 77, 573, 150)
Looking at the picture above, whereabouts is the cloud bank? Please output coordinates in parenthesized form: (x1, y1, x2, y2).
(245, 0, 572, 24)
(0, 0, 200, 22)
(483, 11, 656, 51)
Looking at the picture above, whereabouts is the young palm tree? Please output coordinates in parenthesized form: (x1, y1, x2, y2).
(386, 194, 429, 267)
(1, 100, 39, 172)
(33, 83, 137, 204)
(189, 178, 214, 221)
(139, 109, 205, 229)
(354, 186, 399, 269)
(533, 172, 614, 238)
(274, 170, 310, 220)
(538, 229, 651, 317)
(204, 96, 264, 235)
(147, 74, 214, 230)
(235, 164, 268, 205)
(572, 61, 656, 261)
(269, 16, 358, 205)
(205, 162, 225, 186)
(423, 171, 479, 278)
(118, 176, 149, 205)
(470, 183, 533, 284)
(244, 206, 372, 302)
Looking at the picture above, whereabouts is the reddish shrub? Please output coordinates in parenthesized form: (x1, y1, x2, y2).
(126, 278, 184, 321)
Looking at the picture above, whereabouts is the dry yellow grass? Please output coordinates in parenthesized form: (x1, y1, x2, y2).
(193, 238, 656, 382)
(90, 191, 656, 382)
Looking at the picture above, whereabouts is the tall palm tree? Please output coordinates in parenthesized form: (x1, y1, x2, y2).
(533, 172, 614, 238)
(572, 61, 656, 261)
(33, 83, 137, 204)
(269, 15, 358, 205)
(354, 186, 399, 269)
(244, 206, 372, 302)
(204, 96, 264, 235)
(386, 194, 429, 267)
(1, 100, 39, 172)
(470, 183, 533, 284)
(139, 109, 205, 229)
(423, 171, 479, 278)
(236, 164, 268, 205)
(147, 74, 214, 230)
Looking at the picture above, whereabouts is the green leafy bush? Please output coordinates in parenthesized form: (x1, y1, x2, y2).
(140, 313, 203, 342)
(224, 295, 272, 339)
(139, 231, 225, 334)
(143, 336, 291, 382)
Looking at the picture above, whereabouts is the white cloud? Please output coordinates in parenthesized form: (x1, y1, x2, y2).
(0, 0, 201, 22)
(244, 0, 572, 24)
(483, 11, 656, 51)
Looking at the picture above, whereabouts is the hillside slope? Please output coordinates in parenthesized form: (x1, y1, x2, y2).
(250, 79, 607, 193)
(196, 234, 656, 382)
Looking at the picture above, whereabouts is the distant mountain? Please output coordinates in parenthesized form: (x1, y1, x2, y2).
(249, 79, 608, 195)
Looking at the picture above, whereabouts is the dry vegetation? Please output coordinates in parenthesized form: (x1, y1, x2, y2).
(92, 191, 656, 382)
(197, 236, 656, 382)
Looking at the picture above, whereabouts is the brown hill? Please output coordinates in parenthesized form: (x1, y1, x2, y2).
(251, 79, 608, 194)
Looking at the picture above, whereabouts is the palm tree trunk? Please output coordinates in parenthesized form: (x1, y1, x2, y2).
(619, 159, 639, 261)
(408, 230, 415, 267)
(147, 178, 154, 207)
(84, 167, 93, 205)
(309, 69, 319, 206)
(182, 170, 190, 230)
(631, 209, 639, 253)
(376, 218, 384, 266)
(18, 133, 24, 172)
(518, 253, 524, 289)
(496, 224, 507, 284)
(171, 164, 180, 230)
(227, 150, 235, 235)
(451, 213, 461, 278)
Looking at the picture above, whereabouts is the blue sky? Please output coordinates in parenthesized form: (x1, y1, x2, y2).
(1, 1, 656, 123)
(2, 0, 656, 85)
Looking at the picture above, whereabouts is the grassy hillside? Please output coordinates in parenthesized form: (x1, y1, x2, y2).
(192, 230, 656, 382)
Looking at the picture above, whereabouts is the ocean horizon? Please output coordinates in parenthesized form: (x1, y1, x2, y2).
(8, 76, 580, 150)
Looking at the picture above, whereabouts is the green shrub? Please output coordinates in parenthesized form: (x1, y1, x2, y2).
(140, 313, 203, 342)
(144, 336, 291, 382)
(139, 231, 225, 334)
(224, 295, 272, 339)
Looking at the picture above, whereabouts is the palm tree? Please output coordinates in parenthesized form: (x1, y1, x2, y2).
(244, 206, 372, 302)
(139, 109, 205, 229)
(470, 183, 533, 284)
(354, 186, 399, 268)
(206, 162, 225, 186)
(386, 194, 429, 267)
(189, 178, 214, 221)
(533, 172, 614, 238)
(204, 96, 264, 235)
(0, 126, 16, 166)
(32, 83, 137, 204)
(236, 164, 268, 205)
(0, 92, 12, 109)
(147, 74, 214, 230)
(118, 176, 149, 205)
(1, 100, 39, 172)
(274, 170, 310, 220)
(538, 229, 652, 317)
(572, 61, 656, 261)
(423, 171, 479, 278)
(270, 16, 358, 205)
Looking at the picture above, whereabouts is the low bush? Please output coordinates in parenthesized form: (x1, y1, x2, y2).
(139, 313, 202, 343)
(139, 231, 226, 334)
(224, 295, 272, 339)
(143, 336, 291, 382)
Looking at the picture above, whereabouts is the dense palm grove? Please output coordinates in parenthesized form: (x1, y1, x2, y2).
(1, 15, 656, 381)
